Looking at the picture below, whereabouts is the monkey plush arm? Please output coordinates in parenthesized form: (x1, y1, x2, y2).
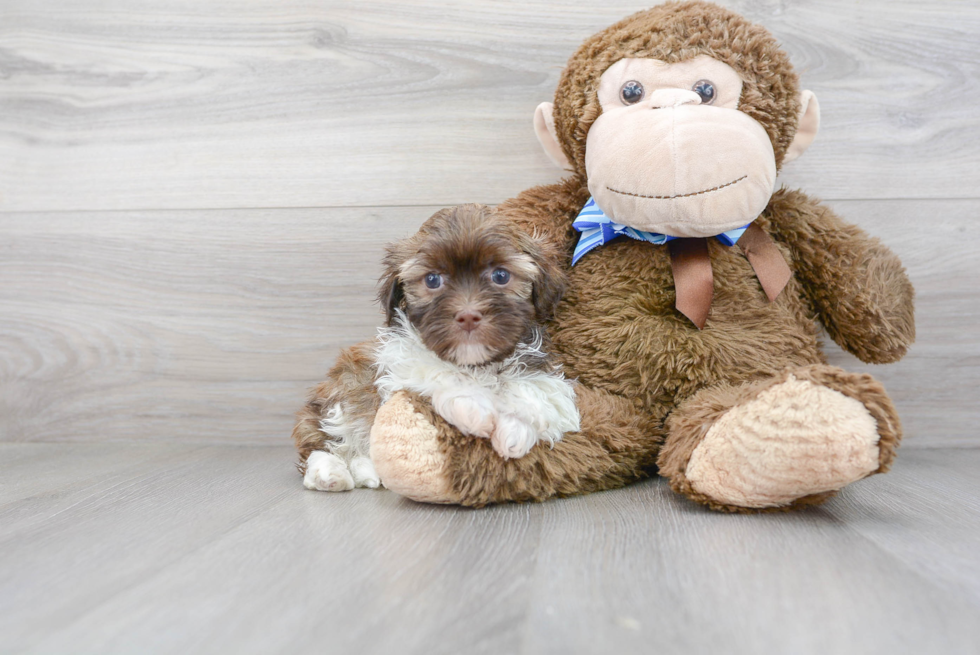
(371, 386, 661, 506)
(767, 189, 915, 364)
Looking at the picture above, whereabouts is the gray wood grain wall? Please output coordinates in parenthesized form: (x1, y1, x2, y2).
(1, 0, 978, 446)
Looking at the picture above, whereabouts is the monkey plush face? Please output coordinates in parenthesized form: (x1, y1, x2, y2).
(533, 1, 820, 238)
(585, 55, 775, 237)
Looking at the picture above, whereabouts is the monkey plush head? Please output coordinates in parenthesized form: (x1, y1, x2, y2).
(534, 0, 820, 238)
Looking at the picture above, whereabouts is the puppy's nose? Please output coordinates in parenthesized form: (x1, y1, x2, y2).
(455, 310, 483, 332)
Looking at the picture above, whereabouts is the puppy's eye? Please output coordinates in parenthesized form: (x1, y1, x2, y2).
(424, 273, 443, 289)
(620, 80, 644, 105)
(490, 268, 511, 285)
(692, 79, 716, 105)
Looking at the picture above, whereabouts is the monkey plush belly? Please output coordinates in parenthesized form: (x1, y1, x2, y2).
(551, 238, 823, 413)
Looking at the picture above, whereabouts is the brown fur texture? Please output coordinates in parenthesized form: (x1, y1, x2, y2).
(358, 1, 916, 511)
(553, 1, 802, 178)
(394, 385, 661, 507)
(292, 340, 379, 472)
(379, 204, 566, 365)
(293, 204, 565, 470)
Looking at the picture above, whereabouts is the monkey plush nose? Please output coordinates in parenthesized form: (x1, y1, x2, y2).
(646, 88, 702, 109)
(455, 310, 483, 332)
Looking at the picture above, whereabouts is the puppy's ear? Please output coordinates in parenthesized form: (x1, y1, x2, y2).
(378, 272, 404, 326)
(518, 232, 567, 322)
(378, 243, 407, 326)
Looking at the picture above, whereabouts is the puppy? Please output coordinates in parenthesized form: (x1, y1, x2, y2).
(291, 203, 579, 492)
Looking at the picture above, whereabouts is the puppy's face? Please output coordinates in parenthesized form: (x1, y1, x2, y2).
(380, 204, 565, 366)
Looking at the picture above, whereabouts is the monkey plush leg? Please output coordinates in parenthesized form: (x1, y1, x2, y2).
(657, 365, 902, 513)
(370, 386, 661, 506)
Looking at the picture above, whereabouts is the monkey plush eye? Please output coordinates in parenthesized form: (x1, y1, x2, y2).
(692, 79, 716, 104)
(620, 80, 644, 105)
(490, 268, 511, 285)
(424, 273, 443, 289)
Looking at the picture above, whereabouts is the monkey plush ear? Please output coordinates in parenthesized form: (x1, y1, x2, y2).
(534, 102, 573, 171)
(783, 90, 820, 164)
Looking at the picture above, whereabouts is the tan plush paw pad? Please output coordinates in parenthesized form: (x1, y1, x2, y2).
(686, 376, 880, 509)
(369, 391, 454, 503)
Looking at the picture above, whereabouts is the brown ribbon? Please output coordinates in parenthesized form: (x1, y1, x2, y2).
(737, 223, 792, 303)
(667, 223, 791, 329)
(668, 238, 713, 329)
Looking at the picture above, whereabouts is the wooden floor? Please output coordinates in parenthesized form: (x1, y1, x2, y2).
(3, 1, 980, 653)
(2, 0, 979, 449)
(1, 443, 978, 655)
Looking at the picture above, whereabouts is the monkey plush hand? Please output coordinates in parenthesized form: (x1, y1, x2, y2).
(370, 1, 915, 512)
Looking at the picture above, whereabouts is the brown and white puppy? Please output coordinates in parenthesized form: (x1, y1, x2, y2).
(291, 204, 578, 492)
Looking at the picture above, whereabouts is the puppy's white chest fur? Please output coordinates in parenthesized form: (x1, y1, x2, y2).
(373, 315, 580, 459)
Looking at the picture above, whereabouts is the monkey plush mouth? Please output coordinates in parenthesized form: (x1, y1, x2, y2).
(606, 175, 747, 200)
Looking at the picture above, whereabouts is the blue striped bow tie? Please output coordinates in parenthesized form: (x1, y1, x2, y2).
(572, 197, 749, 265)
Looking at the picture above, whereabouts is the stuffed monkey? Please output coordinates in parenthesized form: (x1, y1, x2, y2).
(365, 0, 915, 512)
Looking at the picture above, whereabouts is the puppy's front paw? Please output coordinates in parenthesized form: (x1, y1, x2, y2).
(491, 413, 538, 459)
(303, 451, 354, 492)
(349, 456, 382, 489)
(432, 390, 496, 438)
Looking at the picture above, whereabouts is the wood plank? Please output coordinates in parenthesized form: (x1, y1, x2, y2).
(825, 448, 980, 607)
(0, 206, 433, 445)
(1, 444, 978, 654)
(821, 198, 980, 447)
(0, 443, 540, 655)
(0, 444, 295, 653)
(0, 442, 202, 507)
(1, 0, 978, 212)
(520, 467, 980, 655)
(0, 199, 975, 447)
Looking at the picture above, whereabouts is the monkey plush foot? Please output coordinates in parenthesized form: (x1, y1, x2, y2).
(371, 387, 659, 507)
(370, 391, 459, 504)
(658, 365, 902, 513)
